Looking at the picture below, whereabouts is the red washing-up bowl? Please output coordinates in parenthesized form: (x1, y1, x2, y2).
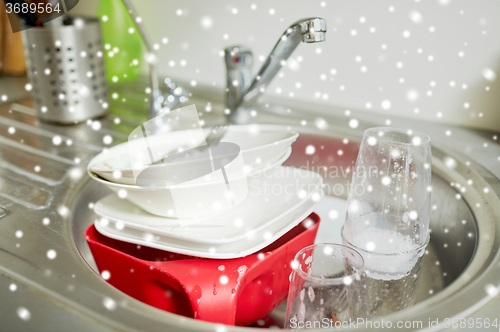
(85, 213, 320, 326)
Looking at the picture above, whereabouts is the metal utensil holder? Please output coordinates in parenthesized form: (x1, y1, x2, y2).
(21, 17, 109, 124)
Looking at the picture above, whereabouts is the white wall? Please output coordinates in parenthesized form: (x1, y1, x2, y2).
(73, 0, 500, 131)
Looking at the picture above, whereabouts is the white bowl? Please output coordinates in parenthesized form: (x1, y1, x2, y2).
(88, 124, 298, 185)
(88, 148, 292, 219)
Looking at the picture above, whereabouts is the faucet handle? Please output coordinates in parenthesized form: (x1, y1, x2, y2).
(224, 46, 253, 113)
(225, 46, 253, 69)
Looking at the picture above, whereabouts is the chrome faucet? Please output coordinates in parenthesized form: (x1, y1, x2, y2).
(224, 17, 327, 124)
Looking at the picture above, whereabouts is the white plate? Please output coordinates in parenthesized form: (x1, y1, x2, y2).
(89, 124, 298, 185)
(88, 148, 291, 219)
(94, 166, 322, 243)
(93, 167, 324, 258)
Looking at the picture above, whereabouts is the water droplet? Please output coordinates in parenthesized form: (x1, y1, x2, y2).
(47, 249, 57, 259)
(17, 307, 31, 320)
(308, 286, 316, 302)
(305, 145, 315, 155)
(482, 68, 496, 82)
(382, 176, 391, 186)
(101, 270, 111, 280)
(103, 297, 116, 310)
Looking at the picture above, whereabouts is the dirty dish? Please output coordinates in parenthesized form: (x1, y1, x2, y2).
(86, 212, 320, 325)
(88, 124, 299, 185)
(93, 167, 324, 256)
(89, 148, 291, 219)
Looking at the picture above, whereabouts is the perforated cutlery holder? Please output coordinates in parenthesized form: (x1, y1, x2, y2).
(21, 17, 109, 124)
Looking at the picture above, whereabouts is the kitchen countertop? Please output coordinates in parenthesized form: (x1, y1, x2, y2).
(0, 75, 498, 331)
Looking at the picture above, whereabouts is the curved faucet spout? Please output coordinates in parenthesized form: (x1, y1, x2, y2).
(225, 17, 327, 123)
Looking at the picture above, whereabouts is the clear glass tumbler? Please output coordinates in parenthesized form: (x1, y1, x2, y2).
(285, 244, 370, 330)
(342, 127, 432, 316)
(343, 127, 431, 249)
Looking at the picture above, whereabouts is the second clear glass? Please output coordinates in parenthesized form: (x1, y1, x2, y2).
(285, 244, 370, 329)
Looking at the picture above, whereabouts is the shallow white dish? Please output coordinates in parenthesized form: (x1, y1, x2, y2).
(93, 167, 323, 258)
(88, 124, 298, 185)
(89, 148, 291, 219)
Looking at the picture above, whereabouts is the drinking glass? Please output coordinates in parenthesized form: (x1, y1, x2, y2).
(285, 244, 369, 330)
(342, 127, 431, 316)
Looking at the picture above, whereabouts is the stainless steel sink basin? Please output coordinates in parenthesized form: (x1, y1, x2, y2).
(71, 129, 476, 325)
(0, 79, 499, 331)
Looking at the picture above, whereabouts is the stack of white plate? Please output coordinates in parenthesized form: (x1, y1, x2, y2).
(88, 124, 324, 259)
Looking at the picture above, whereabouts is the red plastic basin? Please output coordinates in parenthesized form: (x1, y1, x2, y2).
(85, 213, 320, 326)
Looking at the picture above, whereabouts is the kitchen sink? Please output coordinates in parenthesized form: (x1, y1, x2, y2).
(71, 129, 476, 325)
(0, 81, 499, 331)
